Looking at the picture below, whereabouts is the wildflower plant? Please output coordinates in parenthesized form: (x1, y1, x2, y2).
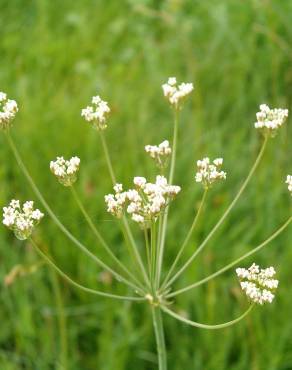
(1, 79, 291, 370)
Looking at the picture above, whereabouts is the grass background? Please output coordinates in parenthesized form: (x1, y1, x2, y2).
(0, 0, 291, 369)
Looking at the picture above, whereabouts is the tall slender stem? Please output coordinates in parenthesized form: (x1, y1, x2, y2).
(99, 131, 116, 184)
(99, 131, 150, 288)
(30, 239, 145, 301)
(5, 132, 142, 293)
(150, 222, 157, 292)
(155, 217, 163, 289)
(70, 185, 144, 290)
(161, 189, 208, 290)
(152, 307, 167, 370)
(167, 216, 291, 298)
(165, 136, 269, 288)
(144, 228, 151, 277)
(157, 110, 179, 285)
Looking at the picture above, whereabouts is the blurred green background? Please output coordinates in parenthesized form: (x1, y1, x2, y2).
(0, 0, 291, 369)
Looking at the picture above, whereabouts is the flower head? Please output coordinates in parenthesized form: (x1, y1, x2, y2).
(195, 157, 226, 188)
(236, 263, 278, 305)
(162, 77, 194, 110)
(50, 156, 80, 186)
(0, 92, 18, 130)
(255, 104, 288, 137)
(3, 200, 44, 240)
(145, 140, 172, 169)
(81, 95, 110, 130)
(286, 175, 292, 195)
(105, 176, 181, 227)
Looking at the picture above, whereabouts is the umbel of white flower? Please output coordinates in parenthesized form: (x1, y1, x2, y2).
(50, 156, 80, 187)
(105, 176, 181, 227)
(162, 77, 194, 110)
(195, 157, 226, 189)
(286, 175, 292, 195)
(3, 200, 44, 240)
(145, 140, 172, 169)
(0, 92, 18, 130)
(81, 95, 110, 130)
(255, 104, 289, 137)
(236, 263, 278, 305)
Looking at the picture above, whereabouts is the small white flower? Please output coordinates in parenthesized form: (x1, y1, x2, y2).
(286, 175, 292, 195)
(113, 183, 123, 193)
(236, 263, 278, 305)
(50, 156, 80, 186)
(105, 176, 181, 227)
(0, 91, 18, 130)
(81, 95, 110, 130)
(255, 104, 288, 137)
(132, 213, 145, 224)
(133, 177, 147, 188)
(145, 140, 172, 169)
(162, 77, 194, 109)
(195, 157, 226, 188)
(3, 200, 44, 240)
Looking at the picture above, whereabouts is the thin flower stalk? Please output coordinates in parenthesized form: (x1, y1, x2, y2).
(155, 216, 163, 289)
(166, 216, 292, 298)
(99, 130, 151, 288)
(30, 239, 145, 301)
(161, 304, 254, 330)
(157, 109, 179, 285)
(70, 185, 145, 291)
(164, 135, 269, 289)
(144, 228, 151, 276)
(161, 188, 208, 290)
(5, 132, 144, 294)
(150, 221, 157, 292)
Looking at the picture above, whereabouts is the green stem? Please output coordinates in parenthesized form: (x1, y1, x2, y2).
(99, 130, 116, 184)
(161, 304, 254, 330)
(30, 239, 145, 301)
(144, 228, 151, 277)
(5, 132, 142, 293)
(165, 136, 269, 288)
(167, 216, 291, 298)
(122, 217, 151, 288)
(99, 131, 150, 288)
(161, 189, 208, 290)
(155, 217, 163, 289)
(152, 307, 167, 370)
(150, 222, 157, 292)
(157, 110, 179, 285)
(70, 186, 144, 291)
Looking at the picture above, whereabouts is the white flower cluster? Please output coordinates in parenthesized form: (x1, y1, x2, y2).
(162, 77, 194, 109)
(3, 200, 44, 240)
(236, 263, 278, 305)
(81, 95, 110, 130)
(0, 92, 18, 130)
(255, 104, 288, 137)
(50, 156, 80, 186)
(105, 176, 181, 227)
(145, 140, 172, 169)
(195, 157, 226, 188)
(286, 175, 292, 195)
